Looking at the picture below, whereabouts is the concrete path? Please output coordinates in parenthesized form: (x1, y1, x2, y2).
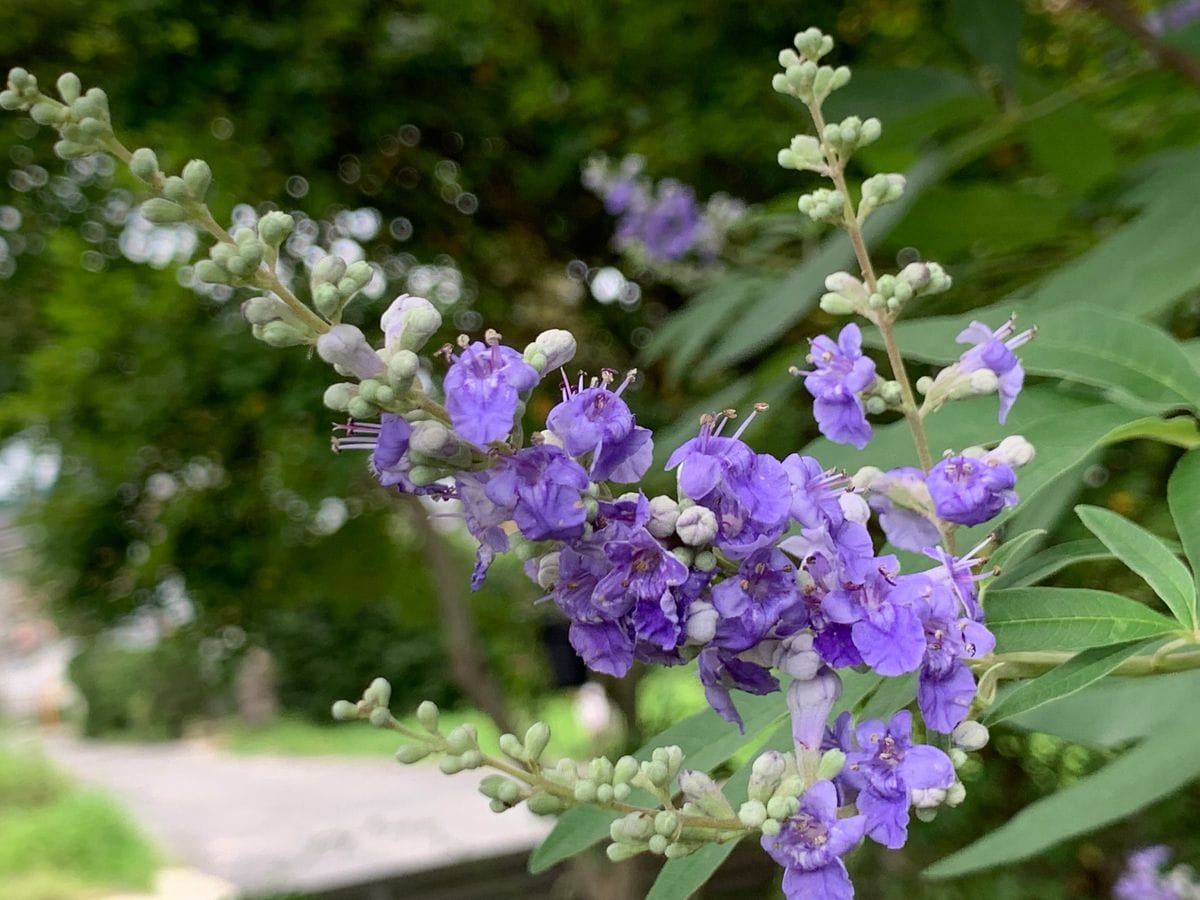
(39, 734, 554, 897)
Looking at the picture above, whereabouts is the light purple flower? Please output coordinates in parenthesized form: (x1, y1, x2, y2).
(455, 471, 512, 590)
(710, 548, 801, 651)
(843, 710, 955, 849)
(443, 339, 539, 446)
(1114, 845, 1196, 900)
(332, 416, 450, 498)
(866, 467, 942, 553)
(761, 780, 866, 900)
(802, 324, 876, 449)
(823, 569, 925, 677)
(568, 619, 634, 677)
(484, 445, 589, 542)
(592, 529, 689, 618)
(956, 318, 1034, 424)
(697, 646, 778, 730)
(638, 181, 703, 262)
(547, 378, 653, 483)
(783, 454, 848, 529)
(926, 455, 1017, 526)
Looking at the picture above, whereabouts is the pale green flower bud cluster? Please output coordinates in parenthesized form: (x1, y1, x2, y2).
(820, 116, 882, 159)
(797, 188, 845, 225)
(1, 68, 114, 160)
(772, 29, 851, 106)
(859, 173, 907, 220)
(241, 295, 317, 348)
(309, 255, 374, 321)
(819, 262, 951, 319)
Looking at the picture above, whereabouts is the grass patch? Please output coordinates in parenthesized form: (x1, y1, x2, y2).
(0, 747, 158, 895)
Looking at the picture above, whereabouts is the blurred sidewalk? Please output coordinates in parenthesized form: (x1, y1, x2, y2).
(39, 733, 554, 896)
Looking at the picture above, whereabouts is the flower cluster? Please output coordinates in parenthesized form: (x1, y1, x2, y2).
(1115, 846, 1200, 900)
(582, 154, 746, 266)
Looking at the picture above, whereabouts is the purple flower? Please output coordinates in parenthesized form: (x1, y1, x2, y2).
(697, 646, 778, 730)
(783, 454, 848, 529)
(547, 378, 653, 483)
(926, 455, 1017, 526)
(761, 780, 866, 900)
(843, 710, 955, 849)
(639, 181, 703, 262)
(443, 339, 539, 447)
(710, 548, 801, 651)
(603, 177, 643, 216)
(332, 416, 451, 497)
(667, 415, 791, 558)
(802, 325, 876, 449)
(788, 669, 842, 752)
(455, 471, 512, 590)
(823, 569, 925, 677)
(568, 619, 634, 677)
(484, 445, 589, 542)
(956, 318, 1034, 424)
(1114, 846, 1195, 900)
(866, 467, 942, 553)
(591, 493, 650, 542)
(901, 575, 995, 733)
(592, 530, 689, 619)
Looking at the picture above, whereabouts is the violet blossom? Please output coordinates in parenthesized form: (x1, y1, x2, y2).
(926, 454, 1017, 526)
(802, 324, 876, 449)
(955, 318, 1034, 424)
(761, 780, 866, 900)
(443, 338, 539, 446)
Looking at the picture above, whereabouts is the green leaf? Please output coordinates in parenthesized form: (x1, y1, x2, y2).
(926, 698, 1200, 878)
(1022, 97, 1119, 194)
(989, 538, 1114, 590)
(1007, 670, 1200, 746)
(983, 529, 1046, 584)
(949, 0, 1024, 87)
(1102, 416, 1200, 449)
(528, 689, 786, 873)
(1168, 451, 1200, 622)
(857, 673, 917, 722)
(980, 639, 1159, 726)
(985, 587, 1180, 653)
(1076, 505, 1197, 631)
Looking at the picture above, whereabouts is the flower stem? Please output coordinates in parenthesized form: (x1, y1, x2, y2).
(968, 642, 1200, 681)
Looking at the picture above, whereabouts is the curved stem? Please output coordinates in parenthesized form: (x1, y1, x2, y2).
(968, 644, 1200, 681)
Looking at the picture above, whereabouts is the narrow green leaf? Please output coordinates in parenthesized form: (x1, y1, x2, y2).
(949, 0, 1024, 87)
(980, 529, 1046, 597)
(857, 673, 917, 722)
(926, 700, 1200, 878)
(1103, 416, 1200, 449)
(989, 538, 1114, 590)
(980, 639, 1159, 726)
(1168, 450, 1200, 630)
(986, 587, 1180, 653)
(1076, 505, 1197, 631)
(528, 689, 786, 873)
(1007, 670, 1200, 747)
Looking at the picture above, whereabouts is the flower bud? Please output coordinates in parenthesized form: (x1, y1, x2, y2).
(776, 633, 821, 680)
(524, 722, 551, 762)
(345, 260, 373, 289)
(749, 751, 787, 803)
(182, 159, 212, 200)
(416, 701, 440, 733)
(613, 755, 639, 785)
(410, 420, 457, 458)
(915, 807, 938, 823)
(911, 786, 948, 810)
(787, 668, 841, 752)
(654, 811, 678, 837)
(347, 397, 375, 420)
(606, 842, 646, 862)
(526, 792, 566, 816)
(499, 732, 524, 762)
(675, 505, 718, 546)
(439, 755, 465, 775)
(381, 294, 442, 352)
(255, 321, 311, 348)
(316, 324, 385, 380)
(256, 211, 294, 245)
(396, 744, 432, 764)
(331, 700, 358, 721)
(575, 780, 598, 802)
(738, 800, 767, 828)
(55, 72, 81, 103)
(460, 750, 483, 769)
(946, 781, 967, 807)
(646, 495, 680, 539)
(647, 834, 669, 855)
(989, 435, 1035, 468)
(678, 770, 734, 818)
(766, 796, 797, 820)
(368, 707, 392, 728)
(952, 720, 990, 752)
(129, 148, 159, 183)
(525, 328, 577, 373)
(311, 254, 347, 287)
(684, 600, 718, 645)
(760, 819, 781, 837)
(194, 260, 230, 285)
(140, 198, 188, 224)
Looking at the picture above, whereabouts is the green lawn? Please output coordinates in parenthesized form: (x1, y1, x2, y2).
(0, 742, 159, 898)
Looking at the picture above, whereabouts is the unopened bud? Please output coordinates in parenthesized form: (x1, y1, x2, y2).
(685, 600, 718, 644)
(525, 329, 576, 372)
(675, 505, 718, 546)
(952, 720, 990, 752)
(331, 700, 358, 721)
(140, 198, 188, 224)
(524, 722, 551, 762)
(527, 792, 566, 816)
(382, 294, 443, 352)
(182, 159, 212, 200)
(816, 748, 846, 781)
(416, 701, 440, 733)
(396, 744, 432, 764)
(738, 800, 767, 828)
(613, 755, 639, 785)
(256, 321, 311, 348)
(499, 732, 524, 761)
(129, 148, 159, 182)
(316, 324, 385, 380)
(749, 751, 788, 803)
(311, 255, 347, 287)
(258, 211, 295, 246)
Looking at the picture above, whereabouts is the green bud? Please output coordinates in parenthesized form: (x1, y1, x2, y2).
(613, 783, 630, 801)
(374, 385, 395, 405)
(693, 550, 717, 572)
(330, 700, 359, 721)
(654, 811, 678, 837)
(312, 255, 347, 287)
(488, 798, 507, 814)
(162, 175, 191, 204)
(865, 396, 886, 415)
(364, 677, 392, 707)
(589, 756, 614, 785)
(258, 211, 295, 246)
(346, 260, 373, 288)
(368, 707, 392, 728)
(53, 140, 92, 160)
(574, 780, 597, 803)
(524, 722, 551, 763)
(312, 284, 340, 319)
(766, 796, 795, 821)
(194, 259, 229, 284)
(237, 239, 265, 268)
(78, 87, 108, 119)
(129, 148, 160, 182)
(816, 748, 846, 781)
(605, 842, 645, 862)
(760, 819, 781, 837)
(946, 781, 967, 807)
(439, 755, 465, 776)
(915, 807, 938, 824)
(498, 780, 523, 806)
(416, 700, 440, 733)
(950, 748, 969, 769)
(499, 732, 525, 761)
(478, 774, 507, 800)
(395, 744, 431, 764)
(738, 800, 767, 829)
(664, 842, 699, 859)
(642, 760, 669, 787)
(182, 159, 212, 201)
(358, 379, 380, 404)
(460, 750, 483, 769)
(554, 759, 578, 783)
(346, 397, 375, 420)
(336, 276, 358, 296)
(445, 724, 477, 754)
(647, 834, 669, 855)
(749, 751, 787, 803)
(141, 198, 189, 224)
(7, 67, 32, 89)
(595, 783, 614, 803)
(257, 321, 311, 348)
(78, 116, 107, 138)
(794, 27, 834, 61)
(613, 755, 639, 785)
(527, 792, 566, 816)
(56, 72, 81, 103)
(29, 100, 64, 126)
(241, 296, 285, 325)
(0, 90, 23, 111)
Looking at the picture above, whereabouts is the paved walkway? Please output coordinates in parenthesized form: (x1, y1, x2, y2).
(40, 734, 554, 896)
